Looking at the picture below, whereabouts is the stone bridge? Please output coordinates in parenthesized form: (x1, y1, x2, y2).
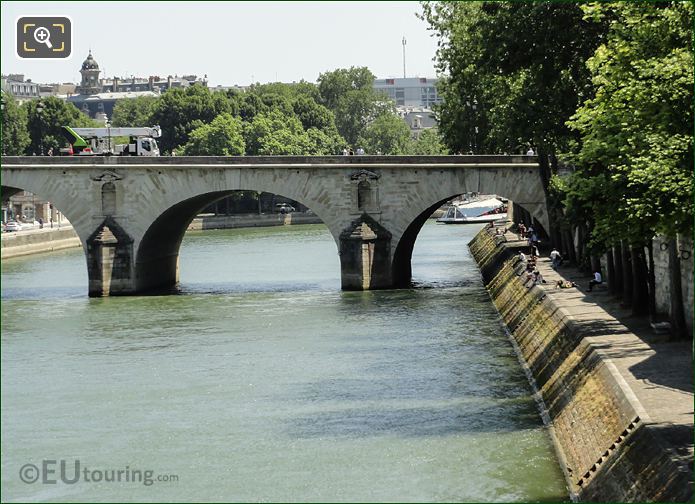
(1, 156, 547, 296)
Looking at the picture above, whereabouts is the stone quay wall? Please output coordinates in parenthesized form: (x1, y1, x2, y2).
(187, 213, 323, 231)
(1, 228, 81, 259)
(469, 227, 691, 503)
(1, 214, 325, 259)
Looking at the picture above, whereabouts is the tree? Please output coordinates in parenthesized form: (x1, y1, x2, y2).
(23, 97, 96, 155)
(421, 2, 607, 156)
(292, 95, 335, 131)
(250, 81, 320, 102)
(317, 67, 376, 110)
(306, 127, 346, 155)
(150, 86, 232, 153)
(566, 2, 693, 245)
(237, 93, 267, 122)
(243, 110, 312, 155)
(111, 96, 158, 127)
(317, 67, 395, 146)
(562, 2, 693, 331)
(1, 92, 30, 155)
(334, 88, 395, 146)
(357, 113, 411, 155)
(180, 113, 245, 156)
(406, 128, 449, 155)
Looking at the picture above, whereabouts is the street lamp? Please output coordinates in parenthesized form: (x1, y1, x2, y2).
(106, 119, 112, 154)
(36, 101, 45, 155)
(1, 95, 6, 156)
(472, 97, 478, 154)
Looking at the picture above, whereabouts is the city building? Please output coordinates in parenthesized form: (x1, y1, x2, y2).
(2, 191, 65, 225)
(67, 51, 158, 120)
(373, 77, 442, 108)
(101, 74, 207, 93)
(39, 82, 77, 98)
(1, 74, 40, 103)
(397, 106, 437, 138)
(67, 51, 206, 120)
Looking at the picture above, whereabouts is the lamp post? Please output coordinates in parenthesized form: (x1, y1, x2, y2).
(1, 95, 6, 156)
(36, 101, 44, 155)
(106, 119, 112, 154)
(472, 97, 478, 154)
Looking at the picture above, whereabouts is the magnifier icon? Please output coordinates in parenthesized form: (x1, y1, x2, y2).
(34, 26, 52, 49)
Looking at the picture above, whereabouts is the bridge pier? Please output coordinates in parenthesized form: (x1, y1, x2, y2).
(339, 214, 392, 290)
(86, 217, 136, 296)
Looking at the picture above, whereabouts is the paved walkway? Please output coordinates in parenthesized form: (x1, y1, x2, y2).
(505, 232, 693, 474)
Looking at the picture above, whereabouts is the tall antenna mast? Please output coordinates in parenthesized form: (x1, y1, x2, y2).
(402, 37, 407, 78)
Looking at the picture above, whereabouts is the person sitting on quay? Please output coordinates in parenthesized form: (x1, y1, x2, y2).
(550, 247, 563, 270)
(588, 270, 603, 292)
(526, 269, 546, 287)
(526, 256, 537, 270)
(533, 270, 546, 285)
(517, 222, 527, 239)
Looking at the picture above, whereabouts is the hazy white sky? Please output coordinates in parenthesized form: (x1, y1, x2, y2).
(1, 1, 440, 86)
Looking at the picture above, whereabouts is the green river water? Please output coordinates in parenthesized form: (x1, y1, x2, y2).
(1, 222, 566, 502)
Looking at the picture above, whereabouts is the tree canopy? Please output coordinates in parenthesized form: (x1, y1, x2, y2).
(1, 92, 30, 155)
(564, 2, 693, 245)
(23, 97, 97, 155)
(180, 113, 245, 156)
(111, 96, 157, 127)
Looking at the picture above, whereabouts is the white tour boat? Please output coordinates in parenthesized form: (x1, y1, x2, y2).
(436, 196, 508, 224)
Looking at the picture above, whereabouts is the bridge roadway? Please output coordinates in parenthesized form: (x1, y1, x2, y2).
(1, 155, 547, 296)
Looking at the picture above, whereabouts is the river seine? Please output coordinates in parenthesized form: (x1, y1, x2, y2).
(1, 222, 566, 502)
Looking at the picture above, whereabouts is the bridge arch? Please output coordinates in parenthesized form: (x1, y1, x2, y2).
(133, 189, 344, 294)
(384, 163, 549, 289)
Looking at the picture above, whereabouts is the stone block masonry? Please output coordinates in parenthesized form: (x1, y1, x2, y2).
(1, 227, 81, 259)
(469, 227, 692, 502)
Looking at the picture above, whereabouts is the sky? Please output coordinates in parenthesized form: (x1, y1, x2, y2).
(1, 1, 440, 86)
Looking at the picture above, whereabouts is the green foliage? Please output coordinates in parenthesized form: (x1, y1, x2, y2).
(305, 127, 346, 155)
(317, 67, 395, 145)
(150, 86, 232, 153)
(237, 93, 267, 122)
(250, 80, 320, 102)
(421, 1, 606, 154)
(111, 96, 157, 127)
(23, 97, 97, 155)
(564, 2, 694, 244)
(333, 88, 395, 146)
(292, 96, 335, 131)
(1, 92, 30, 155)
(406, 128, 449, 155)
(243, 109, 311, 155)
(357, 114, 411, 155)
(317, 67, 376, 110)
(181, 113, 245, 156)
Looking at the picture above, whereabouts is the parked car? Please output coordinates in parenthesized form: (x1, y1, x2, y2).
(274, 203, 296, 214)
(5, 221, 23, 232)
